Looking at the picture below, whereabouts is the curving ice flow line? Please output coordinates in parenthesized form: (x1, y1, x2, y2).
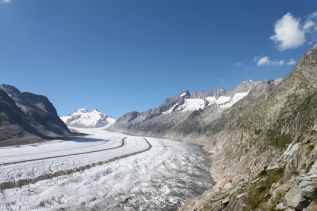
(0, 138, 152, 190)
(0, 139, 110, 159)
(0, 138, 125, 166)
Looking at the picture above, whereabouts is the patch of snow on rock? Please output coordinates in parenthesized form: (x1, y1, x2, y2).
(220, 92, 249, 109)
(162, 103, 179, 115)
(206, 96, 231, 106)
(177, 99, 205, 112)
(205, 92, 249, 109)
(180, 92, 187, 97)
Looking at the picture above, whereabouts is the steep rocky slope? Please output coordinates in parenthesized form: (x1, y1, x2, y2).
(0, 85, 71, 146)
(180, 44, 317, 210)
(111, 44, 317, 210)
(61, 108, 116, 128)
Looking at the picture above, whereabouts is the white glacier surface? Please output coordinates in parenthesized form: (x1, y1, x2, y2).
(0, 128, 213, 211)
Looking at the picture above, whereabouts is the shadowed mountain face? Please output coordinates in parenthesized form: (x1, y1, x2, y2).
(0, 85, 71, 146)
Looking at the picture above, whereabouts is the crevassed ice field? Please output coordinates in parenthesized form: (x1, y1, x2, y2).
(0, 128, 213, 210)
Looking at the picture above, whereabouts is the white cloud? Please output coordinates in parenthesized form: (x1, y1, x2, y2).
(304, 12, 317, 31)
(257, 56, 270, 66)
(270, 12, 317, 50)
(271, 13, 306, 50)
(287, 58, 296, 65)
(0, 0, 11, 3)
(303, 20, 315, 31)
(256, 56, 284, 66)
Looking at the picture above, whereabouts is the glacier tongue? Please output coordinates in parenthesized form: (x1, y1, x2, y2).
(0, 128, 213, 211)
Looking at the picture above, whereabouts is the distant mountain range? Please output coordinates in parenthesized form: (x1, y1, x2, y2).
(0, 85, 71, 146)
(109, 79, 282, 138)
(61, 108, 116, 128)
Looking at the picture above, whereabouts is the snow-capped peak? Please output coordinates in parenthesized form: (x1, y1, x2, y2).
(60, 108, 116, 128)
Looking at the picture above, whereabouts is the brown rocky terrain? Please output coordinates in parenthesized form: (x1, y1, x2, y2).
(111, 44, 317, 210)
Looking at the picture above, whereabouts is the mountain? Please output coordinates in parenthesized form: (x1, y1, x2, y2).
(109, 79, 274, 138)
(180, 44, 317, 210)
(61, 108, 116, 128)
(111, 44, 317, 210)
(0, 85, 71, 146)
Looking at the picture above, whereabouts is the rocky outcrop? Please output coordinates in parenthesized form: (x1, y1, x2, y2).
(0, 85, 71, 146)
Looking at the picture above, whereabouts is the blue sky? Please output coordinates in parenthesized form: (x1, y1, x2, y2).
(0, 0, 316, 117)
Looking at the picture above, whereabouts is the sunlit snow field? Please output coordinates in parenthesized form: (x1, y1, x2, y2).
(0, 128, 213, 210)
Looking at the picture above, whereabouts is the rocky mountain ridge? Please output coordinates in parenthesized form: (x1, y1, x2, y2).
(0, 85, 71, 146)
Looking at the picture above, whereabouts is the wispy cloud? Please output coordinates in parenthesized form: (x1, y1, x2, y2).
(286, 58, 296, 65)
(255, 56, 296, 67)
(303, 12, 317, 31)
(256, 56, 284, 66)
(271, 12, 317, 50)
(0, 0, 11, 3)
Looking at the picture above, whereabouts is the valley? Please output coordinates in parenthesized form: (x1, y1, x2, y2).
(1, 2, 317, 210)
(0, 128, 213, 210)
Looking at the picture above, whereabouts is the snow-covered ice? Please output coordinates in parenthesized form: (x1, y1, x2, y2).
(174, 92, 249, 113)
(0, 128, 213, 210)
(177, 98, 205, 112)
(219, 92, 249, 109)
(206, 92, 249, 109)
(206, 96, 231, 105)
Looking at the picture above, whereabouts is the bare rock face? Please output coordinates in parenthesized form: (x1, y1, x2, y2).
(284, 159, 317, 210)
(0, 85, 71, 146)
(284, 184, 305, 209)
